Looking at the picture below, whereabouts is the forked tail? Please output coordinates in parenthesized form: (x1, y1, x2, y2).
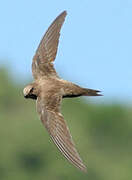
(82, 88, 102, 96)
(63, 83, 102, 98)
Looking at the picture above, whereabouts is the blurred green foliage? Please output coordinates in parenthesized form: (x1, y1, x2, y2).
(0, 68, 132, 180)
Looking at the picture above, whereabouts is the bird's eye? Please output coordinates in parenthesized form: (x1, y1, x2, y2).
(30, 88, 34, 93)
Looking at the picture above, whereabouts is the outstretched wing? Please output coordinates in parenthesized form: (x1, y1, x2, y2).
(32, 11, 67, 79)
(36, 95, 87, 172)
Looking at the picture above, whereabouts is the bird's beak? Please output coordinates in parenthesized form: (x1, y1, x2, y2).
(24, 94, 37, 100)
(24, 95, 28, 99)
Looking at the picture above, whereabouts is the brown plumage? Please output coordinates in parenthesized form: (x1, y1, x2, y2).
(23, 11, 102, 172)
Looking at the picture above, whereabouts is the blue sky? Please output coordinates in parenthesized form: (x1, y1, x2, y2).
(0, 0, 132, 103)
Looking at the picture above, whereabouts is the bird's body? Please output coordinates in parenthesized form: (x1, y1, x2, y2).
(23, 11, 102, 172)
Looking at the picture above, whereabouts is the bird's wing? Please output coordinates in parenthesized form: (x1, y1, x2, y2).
(36, 94, 87, 172)
(32, 11, 67, 79)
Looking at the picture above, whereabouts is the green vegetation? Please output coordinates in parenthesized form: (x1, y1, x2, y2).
(0, 68, 132, 180)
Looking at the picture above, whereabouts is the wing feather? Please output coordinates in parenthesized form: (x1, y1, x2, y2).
(32, 11, 67, 79)
(37, 96, 87, 172)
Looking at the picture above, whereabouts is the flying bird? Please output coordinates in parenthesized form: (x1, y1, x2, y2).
(23, 11, 102, 172)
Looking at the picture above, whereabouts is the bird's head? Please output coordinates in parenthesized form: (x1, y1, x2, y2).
(23, 84, 37, 100)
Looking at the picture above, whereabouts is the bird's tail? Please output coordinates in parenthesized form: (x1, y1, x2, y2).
(82, 88, 102, 96)
(63, 82, 102, 98)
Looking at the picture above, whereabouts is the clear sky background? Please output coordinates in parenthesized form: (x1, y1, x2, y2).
(0, 0, 132, 103)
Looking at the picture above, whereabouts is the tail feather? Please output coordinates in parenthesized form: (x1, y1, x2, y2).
(63, 86, 102, 98)
(82, 88, 102, 96)
(63, 82, 102, 98)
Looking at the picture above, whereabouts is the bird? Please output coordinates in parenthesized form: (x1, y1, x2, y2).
(23, 10, 102, 172)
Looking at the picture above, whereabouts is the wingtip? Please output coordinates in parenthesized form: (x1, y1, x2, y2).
(79, 165, 87, 173)
(61, 10, 67, 17)
(73, 159, 87, 173)
(63, 10, 67, 14)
